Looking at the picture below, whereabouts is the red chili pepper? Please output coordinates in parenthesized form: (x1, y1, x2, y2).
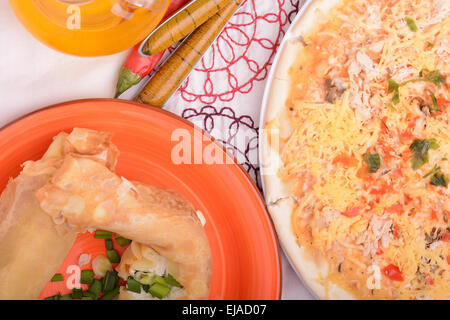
(441, 233, 450, 242)
(332, 153, 358, 167)
(393, 225, 399, 239)
(393, 168, 403, 178)
(430, 210, 438, 220)
(436, 96, 449, 110)
(381, 144, 396, 164)
(382, 264, 404, 281)
(407, 116, 420, 129)
(119, 278, 127, 287)
(341, 206, 361, 217)
(386, 203, 404, 215)
(115, 0, 190, 98)
(369, 181, 393, 195)
(399, 130, 415, 141)
(404, 193, 413, 204)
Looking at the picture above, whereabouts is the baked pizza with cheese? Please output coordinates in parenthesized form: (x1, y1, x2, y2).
(262, 0, 449, 299)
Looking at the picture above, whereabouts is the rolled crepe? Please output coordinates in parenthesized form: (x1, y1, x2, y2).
(35, 155, 212, 299)
(0, 128, 119, 299)
(0, 174, 76, 299)
(0, 128, 211, 299)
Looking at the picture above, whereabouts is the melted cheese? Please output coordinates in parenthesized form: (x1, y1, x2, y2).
(281, 92, 379, 211)
(281, 0, 450, 300)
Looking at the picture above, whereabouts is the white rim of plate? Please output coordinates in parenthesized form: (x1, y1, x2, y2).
(257, 0, 319, 300)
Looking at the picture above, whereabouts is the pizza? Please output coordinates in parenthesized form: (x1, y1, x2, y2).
(262, 0, 449, 299)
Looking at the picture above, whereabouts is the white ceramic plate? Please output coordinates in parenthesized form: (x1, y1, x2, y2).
(258, 0, 354, 300)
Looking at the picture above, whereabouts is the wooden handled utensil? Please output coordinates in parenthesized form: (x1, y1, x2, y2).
(140, 0, 236, 56)
(135, 0, 243, 107)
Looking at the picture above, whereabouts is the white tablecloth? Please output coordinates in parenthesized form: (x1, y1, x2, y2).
(0, 0, 313, 300)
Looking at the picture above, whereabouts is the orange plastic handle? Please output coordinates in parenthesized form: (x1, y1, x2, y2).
(136, 0, 243, 107)
(140, 0, 234, 56)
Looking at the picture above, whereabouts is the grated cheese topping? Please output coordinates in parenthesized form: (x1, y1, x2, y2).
(280, 0, 449, 299)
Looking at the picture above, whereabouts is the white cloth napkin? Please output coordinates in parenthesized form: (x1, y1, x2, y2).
(0, 0, 313, 300)
(0, 2, 127, 126)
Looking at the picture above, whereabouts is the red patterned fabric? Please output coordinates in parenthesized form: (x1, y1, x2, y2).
(165, 0, 304, 187)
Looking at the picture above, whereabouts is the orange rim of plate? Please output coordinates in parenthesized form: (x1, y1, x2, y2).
(0, 99, 282, 300)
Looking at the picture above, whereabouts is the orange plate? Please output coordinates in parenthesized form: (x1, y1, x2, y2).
(0, 99, 281, 300)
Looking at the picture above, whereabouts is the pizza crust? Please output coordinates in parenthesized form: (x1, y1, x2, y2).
(260, 0, 355, 300)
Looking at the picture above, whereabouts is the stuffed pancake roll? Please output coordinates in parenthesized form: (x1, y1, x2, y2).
(0, 128, 118, 299)
(0, 173, 76, 300)
(34, 136, 212, 299)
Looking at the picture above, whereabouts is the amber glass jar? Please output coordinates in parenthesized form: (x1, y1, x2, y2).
(9, 0, 168, 56)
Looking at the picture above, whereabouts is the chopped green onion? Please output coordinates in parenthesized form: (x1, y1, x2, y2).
(60, 294, 72, 300)
(388, 70, 446, 108)
(100, 286, 120, 300)
(405, 17, 418, 32)
(387, 103, 397, 111)
(151, 275, 168, 286)
(426, 70, 445, 88)
(411, 156, 425, 171)
(106, 250, 121, 263)
(430, 173, 449, 187)
(92, 254, 113, 278)
(94, 230, 112, 239)
(429, 92, 442, 112)
(126, 276, 142, 293)
(71, 288, 83, 300)
(102, 271, 118, 292)
(388, 79, 399, 93)
(392, 91, 400, 104)
(88, 279, 102, 300)
(44, 293, 61, 300)
(165, 274, 182, 288)
(387, 79, 400, 104)
(363, 153, 381, 173)
(148, 283, 170, 299)
(80, 270, 94, 285)
(410, 139, 439, 170)
(398, 70, 445, 87)
(105, 239, 113, 250)
(51, 273, 64, 282)
(423, 164, 441, 179)
(137, 272, 153, 285)
(82, 291, 97, 299)
(115, 234, 132, 247)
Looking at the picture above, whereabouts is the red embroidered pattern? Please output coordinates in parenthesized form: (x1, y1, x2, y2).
(179, 0, 291, 105)
(172, 0, 303, 185)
